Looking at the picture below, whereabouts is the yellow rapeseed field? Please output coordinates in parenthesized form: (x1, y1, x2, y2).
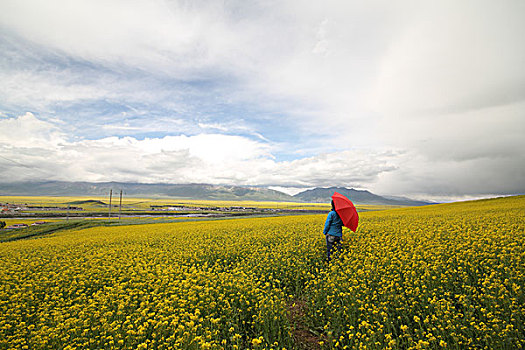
(0, 196, 523, 349)
(1, 195, 388, 212)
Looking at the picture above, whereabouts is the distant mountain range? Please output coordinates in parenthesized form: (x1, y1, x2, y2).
(292, 187, 433, 206)
(0, 181, 292, 202)
(0, 181, 433, 206)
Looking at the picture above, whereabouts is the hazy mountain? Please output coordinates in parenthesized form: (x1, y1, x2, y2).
(293, 187, 433, 206)
(0, 182, 433, 205)
(0, 181, 296, 201)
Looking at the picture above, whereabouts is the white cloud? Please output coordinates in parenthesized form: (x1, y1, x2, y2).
(0, 0, 242, 77)
(0, 112, 66, 149)
(0, 68, 109, 110)
(0, 114, 397, 189)
(250, 149, 399, 188)
(198, 122, 229, 132)
(268, 186, 314, 196)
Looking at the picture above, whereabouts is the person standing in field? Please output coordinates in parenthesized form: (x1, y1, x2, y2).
(323, 200, 343, 261)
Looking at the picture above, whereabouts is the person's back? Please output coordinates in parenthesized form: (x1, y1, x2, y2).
(323, 201, 344, 261)
(323, 210, 343, 237)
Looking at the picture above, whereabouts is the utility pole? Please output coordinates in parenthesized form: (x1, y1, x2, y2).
(108, 189, 113, 220)
(119, 190, 122, 221)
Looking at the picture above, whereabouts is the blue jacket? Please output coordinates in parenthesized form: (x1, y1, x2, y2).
(323, 210, 343, 237)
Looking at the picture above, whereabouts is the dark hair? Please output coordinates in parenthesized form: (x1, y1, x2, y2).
(331, 200, 342, 220)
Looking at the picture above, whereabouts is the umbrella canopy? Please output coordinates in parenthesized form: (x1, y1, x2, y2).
(331, 192, 359, 232)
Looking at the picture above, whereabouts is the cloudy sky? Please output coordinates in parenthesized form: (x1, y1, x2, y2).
(1, 0, 524, 201)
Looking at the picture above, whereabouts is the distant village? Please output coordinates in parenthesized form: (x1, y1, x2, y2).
(1, 201, 322, 230)
(149, 205, 279, 212)
(1, 202, 81, 229)
(2, 222, 47, 229)
(1, 203, 83, 214)
(2, 202, 275, 214)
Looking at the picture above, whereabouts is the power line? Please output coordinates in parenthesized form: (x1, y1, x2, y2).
(0, 155, 34, 168)
(0, 154, 53, 175)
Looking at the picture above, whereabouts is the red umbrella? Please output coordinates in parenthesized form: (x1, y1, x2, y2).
(331, 192, 359, 232)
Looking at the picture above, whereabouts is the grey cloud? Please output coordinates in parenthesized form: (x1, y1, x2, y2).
(372, 151, 525, 200)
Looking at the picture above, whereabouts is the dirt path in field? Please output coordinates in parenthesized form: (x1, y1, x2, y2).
(288, 298, 322, 350)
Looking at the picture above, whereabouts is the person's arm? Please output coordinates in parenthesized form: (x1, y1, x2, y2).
(323, 211, 333, 235)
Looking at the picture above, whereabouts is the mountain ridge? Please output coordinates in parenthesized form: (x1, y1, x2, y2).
(0, 181, 433, 205)
(0, 181, 294, 201)
(293, 186, 433, 206)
